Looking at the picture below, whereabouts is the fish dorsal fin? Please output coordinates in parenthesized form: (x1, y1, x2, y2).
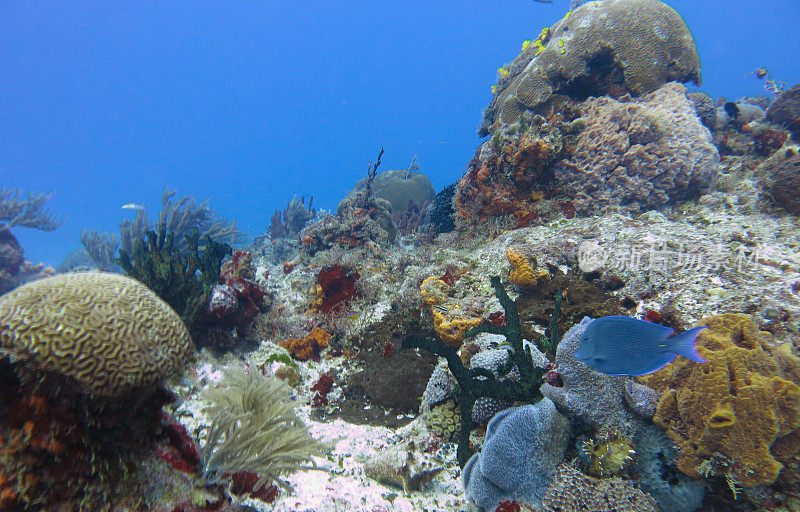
(666, 326, 708, 363)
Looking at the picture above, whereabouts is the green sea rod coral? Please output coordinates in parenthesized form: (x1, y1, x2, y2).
(200, 365, 326, 491)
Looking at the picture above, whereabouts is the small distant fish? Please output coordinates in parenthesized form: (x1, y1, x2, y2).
(498, 340, 516, 354)
(121, 202, 146, 211)
(724, 102, 740, 119)
(575, 316, 707, 376)
(433, 304, 449, 314)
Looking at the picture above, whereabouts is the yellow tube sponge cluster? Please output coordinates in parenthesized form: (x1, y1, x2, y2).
(640, 314, 800, 487)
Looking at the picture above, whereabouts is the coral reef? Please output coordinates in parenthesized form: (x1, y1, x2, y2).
(541, 317, 632, 430)
(687, 91, 718, 131)
(200, 365, 325, 492)
(754, 144, 800, 215)
(429, 183, 456, 234)
(0, 229, 24, 295)
(555, 83, 719, 213)
(80, 229, 121, 271)
(347, 157, 435, 213)
(539, 462, 659, 512)
(633, 423, 706, 512)
(279, 326, 331, 361)
(299, 191, 397, 255)
(208, 251, 266, 328)
(506, 247, 549, 290)
(404, 276, 549, 465)
(423, 399, 461, 442)
(457, 114, 577, 226)
(117, 223, 231, 337)
(577, 432, 635, 477)
(0, 186, 64, 232)
(313, 264, 362, 315)
(767, 83, 800, 138)
(641, 313, 800, 487)
(119, 188, 243, 256)
(480, 0, 701, 134)
(462, 400, 570, 510)
(270, 195, 316, 239)
(0, 271, 193, 397)
(363, 437, 443, 493)
(0, 358, 176, 510)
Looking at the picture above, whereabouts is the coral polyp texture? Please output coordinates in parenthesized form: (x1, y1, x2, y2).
(480, 0, 701, 135)
(555, 83, 719, 213)
(0, 271, 193, 397)
(641, 313, 800, 487)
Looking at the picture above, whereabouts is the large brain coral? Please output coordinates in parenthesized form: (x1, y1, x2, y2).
(640, 314, 800, 487)
(0, 271, 193, 397)
(555, 82, 718, 213)
(481, 0, 701, 135)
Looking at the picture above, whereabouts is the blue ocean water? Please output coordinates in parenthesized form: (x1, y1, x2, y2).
(1, 0, 798, 266)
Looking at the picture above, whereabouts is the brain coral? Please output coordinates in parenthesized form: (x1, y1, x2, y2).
(0, 271, 193, 397)
(481, 0, 701, 134)
(555, 83, 719, 213)
(640, 314, 800, 487)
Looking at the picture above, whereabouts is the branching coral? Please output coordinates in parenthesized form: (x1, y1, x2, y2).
(200, 365, 325, 492)
(120, 188, 243, 256)
(117, 223, 231, 336)
(0, 187, 64, 232)
(403, 276, 549, 466)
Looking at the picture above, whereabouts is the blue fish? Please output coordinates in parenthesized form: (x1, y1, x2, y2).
(575, 316, 707, 376)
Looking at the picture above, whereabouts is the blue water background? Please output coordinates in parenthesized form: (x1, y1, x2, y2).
(2, 0, 799, 266)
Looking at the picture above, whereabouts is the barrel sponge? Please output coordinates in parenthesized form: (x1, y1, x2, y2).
(554, 83, 718, 214)
(483, 0, 700, 133)
(0, 271, 193, 397)
(640, 314, 800, 487)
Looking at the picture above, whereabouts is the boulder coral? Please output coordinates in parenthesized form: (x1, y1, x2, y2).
(0, 271, 193, 397)
(481, 0, 701, 134)
(555, 83, 719, 214)
(640, 313, 800, 487)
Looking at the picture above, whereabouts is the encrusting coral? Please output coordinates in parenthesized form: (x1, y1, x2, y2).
(506, 247, 549, 290)
(539, 462, 659, 512)
(641, 313, 800, 487)
(481, 0, 701, 134)
(279, 327, 331, 361)
(555, 83, 719, 214)
(0, 271, 193, 397)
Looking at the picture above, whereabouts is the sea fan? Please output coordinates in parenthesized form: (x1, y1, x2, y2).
(199, 365, 325, 491)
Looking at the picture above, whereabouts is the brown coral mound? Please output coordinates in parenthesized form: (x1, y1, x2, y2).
(755, 145, 800, 215)
(481, 0, 700, 134)
(767, 83, 800, 138)
(555, 83, 719, 213)
(0, 271, 193, 397)
(540, 463, 658, 512)
(641, 313, 800, 487)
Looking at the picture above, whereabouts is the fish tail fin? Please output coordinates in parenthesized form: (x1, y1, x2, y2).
(668, 326, 708, 363)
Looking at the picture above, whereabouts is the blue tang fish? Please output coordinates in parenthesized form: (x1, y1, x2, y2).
(575, 316, 707, 376)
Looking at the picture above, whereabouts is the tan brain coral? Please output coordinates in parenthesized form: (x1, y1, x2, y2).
(482, 0, 701, 134)
(0, 271, 193, 397)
